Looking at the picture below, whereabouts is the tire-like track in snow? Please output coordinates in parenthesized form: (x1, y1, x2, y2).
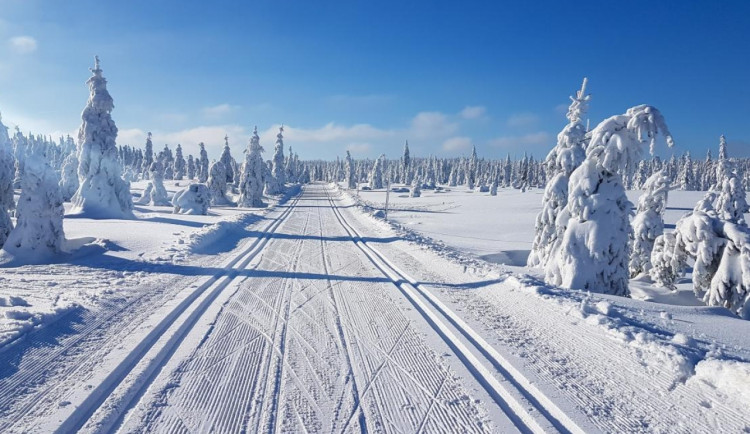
(322, 185, 583, 434)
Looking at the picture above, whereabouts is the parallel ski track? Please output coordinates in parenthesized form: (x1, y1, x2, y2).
(4, 192, 301, 433)
(323, 185, 584, 434)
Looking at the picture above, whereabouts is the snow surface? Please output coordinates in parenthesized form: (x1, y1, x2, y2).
(1, 181, 749, 433)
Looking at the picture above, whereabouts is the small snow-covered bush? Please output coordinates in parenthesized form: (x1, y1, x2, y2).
(172, 183, 210, 215)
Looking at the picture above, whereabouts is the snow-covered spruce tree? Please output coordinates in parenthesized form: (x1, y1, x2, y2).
(528, 78, 589, 268)
(2, 143, 65, 257)
(679, 152, 695, 191)
(238, 128, 266, 207)
(219, 135, 234, 184)
(545, 105, 674, 296)
(410, 175, 421, 197)
(207, 160, 231, 206)
(198, 143, 209, 182)
(173, 144, 186, 180)
(490, 175, 498, 196)
(369, 154, 384, 189)
(139, 160, 170, 206)
(345, 151, 356, 189)
(649, 232, 685, 290)
(70, 57, 134, 219)
(402, 140, 411, 184)
(143, 132, 154, 179)
(265, 126, 286, 195)
(187, 154, 195, 180)
(59, 152, 79, 201)
(159, 144, 174, 180)
(0, 112, 14, 248)
(715, 174, 749, 225)
(629, 170, 670, 277)
(714, 135, 730, 189)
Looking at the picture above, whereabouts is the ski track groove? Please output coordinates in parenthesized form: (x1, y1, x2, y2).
(323, 185, 583, 434)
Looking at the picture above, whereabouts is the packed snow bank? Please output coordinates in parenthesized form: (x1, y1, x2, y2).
(0, 298, 78, 350)
(174, 212, 264, 255)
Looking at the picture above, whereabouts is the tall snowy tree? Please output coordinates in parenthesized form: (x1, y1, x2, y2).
(265, 126, 286, 195)
(546, 105, 674, 296)
(219, 135, 234, 184)
(402, 140, 411, 184)
(238, 128, 266, 207)
(528, 78, 590, 268)
(369, 154, 385, 189)
(70, 56, 134, 219)
(198, 142, 209, 183)
(187, 154, 196, 180)
(59, 152, 79, 202)
(2, 143, 65, 258)
(629, 170, 670, 277)
(345, 150, 356, 189)
(0, 112, 15, 248)
(143, 132, 154, 179)
(173, 144, 186, 180)
(207, 160, 231, 206)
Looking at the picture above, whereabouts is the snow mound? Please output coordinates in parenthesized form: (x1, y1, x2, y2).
(172, 183, 210, 215)
(175, 212, 263, 256)
(689, 359, 750, 405)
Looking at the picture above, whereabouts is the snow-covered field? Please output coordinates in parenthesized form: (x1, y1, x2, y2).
(1, 182, 749, 433)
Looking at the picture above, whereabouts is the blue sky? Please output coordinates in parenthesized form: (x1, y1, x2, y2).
(1, 0, 749, 161)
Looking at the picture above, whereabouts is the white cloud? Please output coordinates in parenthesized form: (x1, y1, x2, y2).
(8, 36, 37, 54)
(345, 143, 372, 154)
(488, 132, 551, 149)
(409, 111, 458, 139)
(442, 136, 472, 152)
(459, 106, 486, 120)
(201, 103, 239, 119)
(507, 112, 539, 128)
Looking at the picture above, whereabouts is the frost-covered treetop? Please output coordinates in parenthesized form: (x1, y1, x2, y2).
(586, 105, 674, 175)
(84, 55, 114, 115)
(251, 126, 263, 152)
(637, 170, 670, 215)
(276, 125, 283, 144)
(566, 77, 590, 124)
(718, 134, 728, 160)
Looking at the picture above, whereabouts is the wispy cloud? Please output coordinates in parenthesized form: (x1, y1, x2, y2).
(8, 36, 37, 54)
(506, 112, 539, 128)
(442, 136, 472, 151)
(459, 106, 486, 120)
(201, 103, 239, 119)
(409, 111, 458, 139)
(345, 143, 372, 155)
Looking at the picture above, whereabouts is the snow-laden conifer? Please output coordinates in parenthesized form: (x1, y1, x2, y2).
(546, 105, 674, 296)
(0, 113, 14, 248)
(198, 143, 209, 182)
(174, 144, 186, 180)
(629, 170, 670, 277)
(59, 152, 79, 202)
(369, 155, 384, 189)
(70, 57, 134, 219)
(528, 78, 589, 267)
(3, 143, 65, 258)
(219, 135, 234, 184)
(265, 126, 286, 195)
(207, 160, 231, 206)
(238, 127, 266, 207)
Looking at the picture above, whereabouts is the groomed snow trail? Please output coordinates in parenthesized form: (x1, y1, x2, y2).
(122, 185, 504, 433)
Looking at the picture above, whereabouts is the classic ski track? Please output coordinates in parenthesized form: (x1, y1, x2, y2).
(7, 192, 303, 433)
(137, 187, 491, 433)
(323, 185, 584, 434)
(261, 206, 312, 434)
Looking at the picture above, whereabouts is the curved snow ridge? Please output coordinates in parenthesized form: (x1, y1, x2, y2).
(178, 212, 265, 254)
(325, 186, 586, 434)
(0, 298, 78, 351)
